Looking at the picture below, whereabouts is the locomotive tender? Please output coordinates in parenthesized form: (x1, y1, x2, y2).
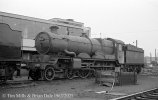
(0, 23, 22, 80)
(0, 11, 144, 81)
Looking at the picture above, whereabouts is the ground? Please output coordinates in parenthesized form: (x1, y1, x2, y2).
(0, 66, 158, 100)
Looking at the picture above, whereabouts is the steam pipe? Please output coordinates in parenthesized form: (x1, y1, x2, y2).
(64, 49, 76, 57)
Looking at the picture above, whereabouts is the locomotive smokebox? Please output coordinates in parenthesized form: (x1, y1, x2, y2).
(35, 32, 50, 54)
(35, 32, 68, 54)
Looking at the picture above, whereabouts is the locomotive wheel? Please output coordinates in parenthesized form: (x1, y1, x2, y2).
(65, 69, 74, 79)
(29, 69, 41, 81)
(44, 67, 55, 81)
(78, 69, 90, 79)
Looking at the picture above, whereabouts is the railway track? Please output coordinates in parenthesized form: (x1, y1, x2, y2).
(0, 74, 91, 88)
(0, 80, 36, 88)
(110, 88, 158, 100)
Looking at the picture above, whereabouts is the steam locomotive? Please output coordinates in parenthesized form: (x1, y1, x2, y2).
(28, 31, 144, 81)
(0, 11, 144, 81)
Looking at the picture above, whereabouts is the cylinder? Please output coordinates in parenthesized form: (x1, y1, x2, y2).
(35, 32, 115, 56)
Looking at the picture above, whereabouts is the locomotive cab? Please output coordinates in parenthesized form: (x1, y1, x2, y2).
(117, 43, 125, 64)
(107, 38, 125, 64)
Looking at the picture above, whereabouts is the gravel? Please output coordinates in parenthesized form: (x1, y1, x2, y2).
(1, 67, 158, 100)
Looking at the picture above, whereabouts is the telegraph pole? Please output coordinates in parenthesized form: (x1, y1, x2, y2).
(100, 33, 102, 38)
(155, 49, 157, 62)
(150, 52, 152, 63)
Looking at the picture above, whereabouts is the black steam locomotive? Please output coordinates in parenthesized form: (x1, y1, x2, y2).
(27, 31, 144, 81)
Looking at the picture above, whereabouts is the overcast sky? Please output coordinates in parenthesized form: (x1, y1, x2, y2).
(0, 0, 158, 56)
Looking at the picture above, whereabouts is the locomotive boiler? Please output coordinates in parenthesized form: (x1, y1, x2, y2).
(35, 32, 116, 59)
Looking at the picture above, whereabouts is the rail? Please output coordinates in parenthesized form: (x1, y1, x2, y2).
(110, 88, 158, 100)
